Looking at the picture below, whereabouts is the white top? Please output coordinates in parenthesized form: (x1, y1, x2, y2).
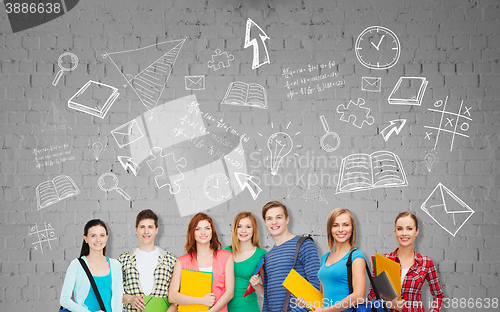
(199, 266, 212, 273)
(401, 267, 410, 285)
(135, 247, 160, 295)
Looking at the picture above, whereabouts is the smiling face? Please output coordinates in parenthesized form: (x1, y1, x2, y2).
(84, 225, 108, 253)
(394, 216, 419, 247)
(195, 220, 212, 244)
(135, 218, 158, 246)
(237, 217, 254, 243)
(331, 213, 352, 245)
(264, 206, 289, 237)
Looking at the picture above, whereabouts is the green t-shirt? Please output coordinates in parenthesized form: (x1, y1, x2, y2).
(223, 246, 266, 312)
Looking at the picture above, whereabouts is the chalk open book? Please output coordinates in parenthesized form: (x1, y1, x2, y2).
(36, 175, 80, 210)
(336, 151, 407, 194)
(221, 82, 268, 109)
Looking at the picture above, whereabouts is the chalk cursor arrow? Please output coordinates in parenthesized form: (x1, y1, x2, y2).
(244, 18, 270, 69)
(117, 156, 140, 176)
(234, 172, 262, 200)
(380, 119, 407, 142)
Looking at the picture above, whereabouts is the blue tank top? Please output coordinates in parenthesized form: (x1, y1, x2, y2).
(84, 257, 113, 312)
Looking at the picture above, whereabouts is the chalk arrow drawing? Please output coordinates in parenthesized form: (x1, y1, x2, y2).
(117, 156, 140, 176)
(380, 119, 407, 142)
(234, 172, 262, 200)
(244, 18, 270, 69)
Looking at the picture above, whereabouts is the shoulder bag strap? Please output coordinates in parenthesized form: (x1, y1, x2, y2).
(281, 235, 312, 312)
(78, 257, 107, 312)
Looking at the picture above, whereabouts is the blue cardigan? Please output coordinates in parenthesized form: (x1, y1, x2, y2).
(60, 256, 123, 312)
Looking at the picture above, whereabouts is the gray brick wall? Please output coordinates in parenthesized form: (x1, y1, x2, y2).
(0, 0, 499, 311)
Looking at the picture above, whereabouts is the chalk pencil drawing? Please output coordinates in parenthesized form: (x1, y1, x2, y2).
(204, 173, 232, 201)
(424, 96, 472, 151)
(221, 82, 268, 109)
(68, 80, 120, 119)
(355, 26, 400, 70)
(30, 222, 57, 253)
(424, 152, 436, 172)
(288, 164, 328, 203)
(111, 119, 145, 148)
(319, 115, 340, 152)
(244, 18, 270, 69)
(336, 98, 375, 129)
(185, 75, 205, 90)
(117, 156, 140, 176)
(102, 38, 185, 118)
(336, 151, 408, 194)
(41, 103, 72, 132)
(234, 172, 262, 200)
(98, 172, 131, 201)
(207, 49, 234, 71)
(388, 77, 428, 106)
(146, 147, 187, 194)
(52, 52, 78, 86)
(361, 76, 381, 92)
(380, 119, 406, 142)
(421, 183, 474, 237)
(268, 132, 293, 176)
(36, 175, 80, 210)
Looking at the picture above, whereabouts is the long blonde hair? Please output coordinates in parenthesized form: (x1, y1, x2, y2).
(230, 211, 261, 254)
(326, 208, 357, 250)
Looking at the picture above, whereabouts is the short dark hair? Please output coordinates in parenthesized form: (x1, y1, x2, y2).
(262, 200, 289, 220)
(135, 209, 158, 228)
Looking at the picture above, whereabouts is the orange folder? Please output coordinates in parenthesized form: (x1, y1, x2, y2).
(374, 253, 401, 294)
(282, 269, 322, 311)
(178, 270, 213, 312)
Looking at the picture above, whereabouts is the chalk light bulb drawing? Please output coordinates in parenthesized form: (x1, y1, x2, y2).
(92, 141, 104, 160)
(267, 132, 293, 176)
(425, 153, 436, 172)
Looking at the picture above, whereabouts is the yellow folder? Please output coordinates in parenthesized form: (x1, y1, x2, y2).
(178, 270, 213, 312)
(282, 269, 322, 311)
(375, 253, 401, 294)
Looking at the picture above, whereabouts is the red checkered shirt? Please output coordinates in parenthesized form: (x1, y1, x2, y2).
(368, 249, 444, 312)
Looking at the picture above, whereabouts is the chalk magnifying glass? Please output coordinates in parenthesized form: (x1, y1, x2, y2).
(98, 173, 131, 201)
(52, 52, 79, 86)
(320, 115, 340, 152)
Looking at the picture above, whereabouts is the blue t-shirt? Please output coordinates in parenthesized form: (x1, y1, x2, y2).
(318, 249, 365, 312)
(84, 257, 113, 312)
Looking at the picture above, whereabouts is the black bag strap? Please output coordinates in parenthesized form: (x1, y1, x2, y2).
(281, 235, 313, 312)
(346, 249, 388, 312)
(78, 257, 107, 312)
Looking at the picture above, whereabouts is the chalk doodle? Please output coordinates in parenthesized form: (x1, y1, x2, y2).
(68, 80, 120, 119)
(388, 77, 428, 106)
(36, 175, 80, 210)
(204, 173, 232, 201)
(29, 222, 57, 253)
(111, 120, 145, 149)
(355, 26, 401, 70)
(424, 152, 436, 172)
(424, 96, 472, 151)
(244, 18, 270, 70)
(319, 115, 340, 152)
(207, 49, 235, 71)
(103, 38, 185, 118)
(221, 82, 268, 109)
(146, 148, 187, 194)
(336, 98, 375, 129)
(361, 76, 381, 92)
(98, 173, 131, 201)
(33, 142, 74, 169)
(234, 172, 262, 200)
(380, 119, 406, 142)
(41, 103, 72, 132)
(288, 164, 328, 203)
(268, 132, 293, 176)
(117, 156, 140, 176)
(185, 75, 205, 90)
(282, 62, 344, 99)
(91, 137, 107, 161)
(52, 52, 78, 86)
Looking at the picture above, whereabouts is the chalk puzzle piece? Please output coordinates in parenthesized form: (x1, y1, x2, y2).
(208, 49, 235, 71)
(336, 98, 375, 129)
(146, 147, 187, 194)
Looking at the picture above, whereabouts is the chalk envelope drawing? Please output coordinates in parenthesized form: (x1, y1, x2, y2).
(111, 120, 145, 148)
(36, 175, 80, 210)
(207, 49, 235, 71)
(30, 222, 57, 253)
(68, 80, 120, 119)
(103, 39, 185, 117)
(336, 98, 375, 129)
(146, 147, 187, 194)
(336, 151, 408, 194)
(361, 76, 382, 92)
(185, 75, 205, 90)
(421, 183, 475, 237)
(388, 77, 428, 105)
(244, 18, 270, 69)
(221, 82, 268, 109)
(42, 103, 72, 132)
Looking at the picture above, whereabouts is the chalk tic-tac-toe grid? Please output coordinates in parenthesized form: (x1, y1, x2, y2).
(424, 96, 472, 151)
(29, 222, 57, 253)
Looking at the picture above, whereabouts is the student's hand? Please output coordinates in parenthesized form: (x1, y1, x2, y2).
(387, 293, 405, 311)
(296, 297, 307, 309)
(250, 274, 260, 287)
(201, 293, 216, 307)
(130, 295, 146, 310)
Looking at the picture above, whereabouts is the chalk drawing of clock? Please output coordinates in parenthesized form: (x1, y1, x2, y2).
(355, 26, 401, 70)
(204, 174, 232, 201)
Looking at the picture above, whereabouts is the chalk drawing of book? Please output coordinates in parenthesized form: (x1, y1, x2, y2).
(42, 103, 72, 132)
(221, 82, 268, 109)
(102, 39, 185, 117)
(68, 80, 120, 119)
(36, 175, 80, 210)
(388, 77, 428, 106)
(336, 151, 408, 194)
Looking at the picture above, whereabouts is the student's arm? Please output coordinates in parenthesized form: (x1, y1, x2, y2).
(209, 254, 235, 312)
(118, 253, 146, 311)
(301, 239, 321, 290)
(59, 259, 89, 312)
(426, 259, 444, 312)
(168, 260, 216, 307)
(110, 259, 124, 312)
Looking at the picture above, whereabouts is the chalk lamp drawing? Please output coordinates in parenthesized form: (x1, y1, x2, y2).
(424, 153, 436, 172)
(41, 103, 72, 132)
(336, 151, 408, 194)
(117, 156, 140, 176)
(68, 80, 120, 119)
(111, 120, 145, 148)
(207, 49, 235, 71)
(221, 82, 268, 109)
(319, 115, 340, 152)
(268, 132, 293, 176)
(52, 52, 78, 86)
(234, 172, 262, 200)
(98, 173, 131, 201)
(355, 26, 400, 70)
(36, 175, 80, 210)
(244, 18, 270, 69)
(185, 75, 205, 90)
(424, 96, 472, 151)
(102, 38, 185, 119)
(361, 77, 381, 92)
(30, 222, 57, 253)
(421, 183, 474, 237)
(204, 174, 232, 201)
(336, 98, 375, 129)
(388, 77, 428, 106)
(380, 119, 406, 142)
(146, 147, 187, 195)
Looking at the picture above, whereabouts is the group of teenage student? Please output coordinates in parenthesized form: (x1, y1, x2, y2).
(60, 200, 444, 312)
